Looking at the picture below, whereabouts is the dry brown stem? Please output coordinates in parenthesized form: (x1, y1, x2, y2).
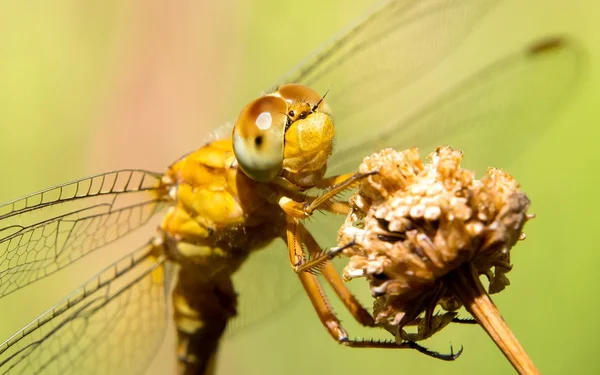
(448, 263, 540, 374)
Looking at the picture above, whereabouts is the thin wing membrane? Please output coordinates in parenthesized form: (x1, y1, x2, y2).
(277, 0, 499, 93)
(275, 0, 501, 157)
(0, 170, 168, 298)
(328, 36, 584, 174)
(271, 0, 583, 175)
(0, 242, 173, 375)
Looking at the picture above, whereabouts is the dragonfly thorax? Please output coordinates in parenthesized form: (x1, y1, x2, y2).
(232, 83, 334, 187)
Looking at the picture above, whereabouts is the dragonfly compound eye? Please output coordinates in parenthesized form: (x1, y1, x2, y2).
(233, 95, 288, 181)
(276, 83, 329, 115)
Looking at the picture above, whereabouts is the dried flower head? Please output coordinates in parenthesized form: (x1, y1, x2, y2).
(338, 146, 537, 374)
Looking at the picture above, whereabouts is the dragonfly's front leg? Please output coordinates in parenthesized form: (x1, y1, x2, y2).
(284, 216, 373, 326)
(284, 223, 348, 274)
(278, 171, 375, 219)
(300, 223, 375, 327)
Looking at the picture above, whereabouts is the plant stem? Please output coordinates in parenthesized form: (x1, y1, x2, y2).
(449, 264, 540, 375)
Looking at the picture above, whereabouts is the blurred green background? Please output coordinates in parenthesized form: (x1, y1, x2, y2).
(0, 0, 597, 374)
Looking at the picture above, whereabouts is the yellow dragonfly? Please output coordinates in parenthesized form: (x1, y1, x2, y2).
(0, 0, 582, 374)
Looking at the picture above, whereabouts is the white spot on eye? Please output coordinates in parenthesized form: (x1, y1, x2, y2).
(255, 112, 272, 130)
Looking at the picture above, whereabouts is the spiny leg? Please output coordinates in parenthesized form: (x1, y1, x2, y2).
(293, 235, 476, 334)
(280, 176, 462, 359)
(307, 171, 376, 215)
(296, 268, 348, 343)
(285, 215, 305, 268)
(300, 223, 374, 327)
(296, 268, 461, 360)
(320, 200, 352, 215)
(285, 213, 374, 326)
(284, 216, 343, 273)
(278, 171, 375, 219)
(279, 171, 374, 266)
(284, 219, 461, 359)
(405, 316, 478, 328)
(313, 170, 378, 191)
(286, 218, 467, 329)
(293, 237, 350, 273)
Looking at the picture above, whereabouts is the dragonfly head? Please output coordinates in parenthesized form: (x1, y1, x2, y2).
(233, 84, 334, 185)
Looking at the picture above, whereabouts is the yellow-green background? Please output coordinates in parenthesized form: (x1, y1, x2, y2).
(0, 0, 597, 374)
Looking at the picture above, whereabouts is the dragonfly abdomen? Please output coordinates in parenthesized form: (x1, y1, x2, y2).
(172, 262, 237, 375)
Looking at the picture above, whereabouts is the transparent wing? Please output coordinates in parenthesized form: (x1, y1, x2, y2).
(272, 0, 501, 158)
(0, 170, 168, 298)
(327, 37, 583, 175)
(275, 0, 499, 93)
(0, 243, 174, 375)
(228, 241, 301, 337)
(268, 0, 583, 175)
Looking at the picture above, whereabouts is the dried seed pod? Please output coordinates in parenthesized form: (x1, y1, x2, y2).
(338, 146, 537, 374)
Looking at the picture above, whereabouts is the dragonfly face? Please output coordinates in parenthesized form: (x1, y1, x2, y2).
(233, 83, 334, 186)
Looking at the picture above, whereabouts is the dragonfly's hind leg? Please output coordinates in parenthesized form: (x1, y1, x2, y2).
(284, 218, 463, 360)
(295, 263, 461, 360)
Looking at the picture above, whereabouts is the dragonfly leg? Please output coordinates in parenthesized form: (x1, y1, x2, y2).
(296, 269, 346, 342)
(300, 224, 374, 327)
(284, 216, 338, 273)
(297, 269, 461, 360)
(313, 172, 358, 189)
(285, 218, 372, 326)
(320, 200, 352, 215)
(285, 215, 305, 268)
(277, 171, 374, 219)
(305, 171, 376, 215)
(286, 220, 472, 336)
(401, 315, 477, 328)
(291, 236, 349, 273)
